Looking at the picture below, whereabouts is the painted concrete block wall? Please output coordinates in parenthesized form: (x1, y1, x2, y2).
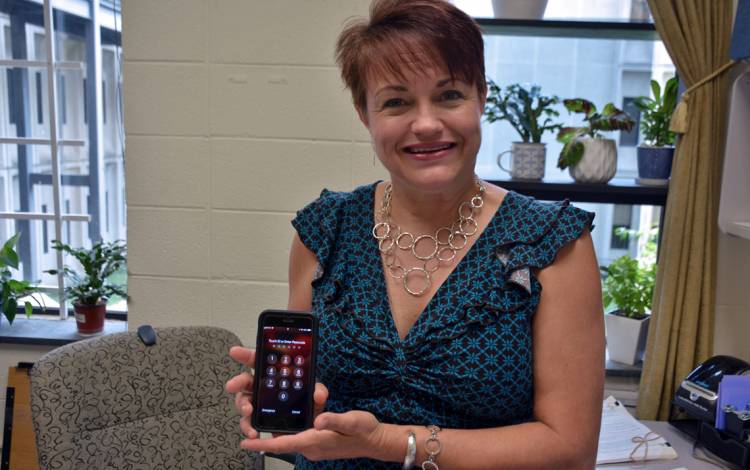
(122, 2, 379, 467)
(123, 0, 380, 352)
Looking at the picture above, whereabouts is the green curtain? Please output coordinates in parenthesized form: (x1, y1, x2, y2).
(636, 0, 735, 421)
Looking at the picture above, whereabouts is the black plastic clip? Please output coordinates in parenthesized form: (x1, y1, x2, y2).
(724, 404, 750, 441)
(137, 324, 157, 346)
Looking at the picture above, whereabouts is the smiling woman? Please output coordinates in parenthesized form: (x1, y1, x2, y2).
(224, 1, 605, 469)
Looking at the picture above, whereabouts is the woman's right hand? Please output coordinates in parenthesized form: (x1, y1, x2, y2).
(224, 346, 329, 440)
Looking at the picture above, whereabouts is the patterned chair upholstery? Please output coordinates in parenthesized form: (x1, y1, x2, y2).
(29, 326, 262, 470)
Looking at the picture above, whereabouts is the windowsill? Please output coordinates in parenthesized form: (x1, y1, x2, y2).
(0, 316, 127, 346)
(605, 357, 642, 378)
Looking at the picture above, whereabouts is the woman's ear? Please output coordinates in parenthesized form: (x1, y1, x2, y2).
(356, 106, 370, 129)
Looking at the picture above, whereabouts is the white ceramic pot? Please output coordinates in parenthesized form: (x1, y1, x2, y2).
(491, 0, 548, 19)
(569, 138, 617, 184)
(604, 311, 650, 366)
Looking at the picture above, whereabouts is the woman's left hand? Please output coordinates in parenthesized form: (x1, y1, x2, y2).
(240, 410, 387, 462)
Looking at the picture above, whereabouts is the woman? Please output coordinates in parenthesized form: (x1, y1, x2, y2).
(225, 0, 605, 468)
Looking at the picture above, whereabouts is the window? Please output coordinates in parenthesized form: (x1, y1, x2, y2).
(452, 0, 674, 272)
(0, 1, 125, 318)
(610, 205, 633, 250)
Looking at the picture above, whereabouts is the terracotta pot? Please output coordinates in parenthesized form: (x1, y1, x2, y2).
(74, 300, 106, 335)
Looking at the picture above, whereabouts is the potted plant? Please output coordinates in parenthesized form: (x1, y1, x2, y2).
(0, 233, 43, 326)
(556, 99, 635, 184)
(600, 228, 657, 365)
(634, 77, 679, 184)
(46, 239, 127, 335)
(485, 80, 561, 180)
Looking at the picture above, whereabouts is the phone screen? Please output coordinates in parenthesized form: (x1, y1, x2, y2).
(253, 311, 315, 432)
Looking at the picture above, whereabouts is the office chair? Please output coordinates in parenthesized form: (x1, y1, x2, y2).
(28, 325, 263, 470)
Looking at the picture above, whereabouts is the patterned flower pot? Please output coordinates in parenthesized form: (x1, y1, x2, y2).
(74, 300, 106, 335)
(497, 142, 546, 180)
(569, 138, 617, 184)
(492, 0, 548, 19)
(604, 311, 650, 365)
(637, 145, 674, 181)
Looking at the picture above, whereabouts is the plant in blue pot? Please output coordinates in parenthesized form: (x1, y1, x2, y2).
(634, 77, 679, 184)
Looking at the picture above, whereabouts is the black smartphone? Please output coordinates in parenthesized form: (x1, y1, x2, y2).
(251, 309, 318, 433)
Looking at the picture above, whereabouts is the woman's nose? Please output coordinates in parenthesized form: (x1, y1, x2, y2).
(410, 104, 443, 137)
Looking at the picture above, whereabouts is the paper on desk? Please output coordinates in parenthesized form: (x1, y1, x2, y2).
(597, 396, 678, 464)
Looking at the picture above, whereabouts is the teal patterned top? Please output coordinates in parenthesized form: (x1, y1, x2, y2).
(290, 182, 594, 470)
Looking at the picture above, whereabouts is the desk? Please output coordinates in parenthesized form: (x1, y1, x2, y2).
(597, 420, 714, 469)
(2, 366, 39, 470)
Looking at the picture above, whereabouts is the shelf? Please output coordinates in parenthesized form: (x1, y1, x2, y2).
(475, 18, 659, 41)
(726, 221, 750, 240)
(487, 177, 668, 206)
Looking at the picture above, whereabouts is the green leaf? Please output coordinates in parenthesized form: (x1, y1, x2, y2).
(24, 301, 33, 318)
(3, 297, 17, 324)
(650, 79, 661, 103)
(563, 98, 596, 117)
(0, 233, 21, 269)
(557, 140, 584, 169)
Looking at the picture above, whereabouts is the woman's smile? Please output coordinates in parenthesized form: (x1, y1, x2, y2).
(402, 141, 458, 161)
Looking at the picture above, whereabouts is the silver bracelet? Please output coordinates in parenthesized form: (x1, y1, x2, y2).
(403, 430, 416, 469)
(421, 425, 442, 470)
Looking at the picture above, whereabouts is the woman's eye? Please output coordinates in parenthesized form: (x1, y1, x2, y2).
(382, 98, 406, 108)
(441, 90, 464, 101)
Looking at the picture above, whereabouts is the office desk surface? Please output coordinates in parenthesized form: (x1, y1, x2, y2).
(597, 420, 715, 469)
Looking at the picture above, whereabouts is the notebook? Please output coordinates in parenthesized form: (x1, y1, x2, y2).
(596, 396, 678, 465)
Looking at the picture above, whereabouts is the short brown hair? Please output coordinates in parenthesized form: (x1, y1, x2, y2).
(335, 0, 486, 112)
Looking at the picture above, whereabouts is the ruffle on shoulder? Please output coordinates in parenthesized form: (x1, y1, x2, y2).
(493, 196, 595, 292)
(291, 188, 348, 282)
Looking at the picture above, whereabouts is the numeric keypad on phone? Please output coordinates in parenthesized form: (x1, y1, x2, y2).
(264, 354, 305, 393)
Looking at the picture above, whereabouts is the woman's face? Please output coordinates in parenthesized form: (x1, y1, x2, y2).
(358, 65, 485, 193)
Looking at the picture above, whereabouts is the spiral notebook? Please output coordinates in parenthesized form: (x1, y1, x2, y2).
(596, 396, 678, 465)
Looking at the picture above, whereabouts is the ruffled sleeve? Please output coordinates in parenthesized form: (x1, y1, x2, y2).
(291, 188, 347, 282)
(495, 195, 595, 293)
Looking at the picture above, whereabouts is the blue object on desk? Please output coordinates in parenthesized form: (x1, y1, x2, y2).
(732, 0, 750, 60)
(715, 375, 750, 430)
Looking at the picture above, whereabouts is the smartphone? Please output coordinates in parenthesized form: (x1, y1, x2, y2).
(251, 309, 318, 433)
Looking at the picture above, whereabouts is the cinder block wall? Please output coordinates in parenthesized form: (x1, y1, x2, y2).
(123, 0, 383, 349)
